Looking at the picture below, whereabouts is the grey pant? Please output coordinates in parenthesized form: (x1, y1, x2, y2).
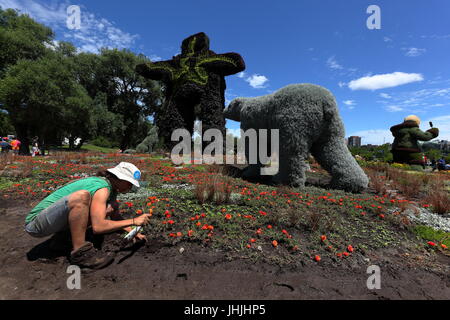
(25, 196, 70, 238)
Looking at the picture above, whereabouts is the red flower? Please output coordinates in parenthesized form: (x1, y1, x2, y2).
(188, 230, 194, 237)
(343, 252, 350, 257)
(379, 214, 385, 219)
(320, 235, 327, 242)
(225, 214, 232, 220)
(427, 241, 436, 247)
(347, 245, 354, 253)
(272, 240, 278, 247)
(441, 244, 448, 249)
(250, 238, 256, 243)
(267, 225, 273, 229)
(314, 255, 321, 262)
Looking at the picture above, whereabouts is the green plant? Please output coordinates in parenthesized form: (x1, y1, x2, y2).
(413, 225, 450, 247)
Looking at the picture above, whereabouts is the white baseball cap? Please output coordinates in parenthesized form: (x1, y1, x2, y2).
(107, 162, 141, 187)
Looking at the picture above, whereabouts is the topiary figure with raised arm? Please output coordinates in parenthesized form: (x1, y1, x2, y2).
(136, 32, 245, 150)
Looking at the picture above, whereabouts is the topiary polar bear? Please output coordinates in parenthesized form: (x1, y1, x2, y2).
(223, 83, 369, 192)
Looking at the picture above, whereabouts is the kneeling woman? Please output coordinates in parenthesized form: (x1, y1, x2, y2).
(25, 162, 151, 269)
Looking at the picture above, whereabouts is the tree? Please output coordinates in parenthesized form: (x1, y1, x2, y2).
(0, 46, 93, 153)
(73, 49, 163, 150)
(98, 49, 163, 150)
(0, 7, 54, 77)
(0, 110, 14, 135)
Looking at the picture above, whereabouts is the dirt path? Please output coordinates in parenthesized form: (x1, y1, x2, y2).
(0, 200, 449, 300)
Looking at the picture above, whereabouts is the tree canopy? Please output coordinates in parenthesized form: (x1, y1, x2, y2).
(0, 7, 163, 152)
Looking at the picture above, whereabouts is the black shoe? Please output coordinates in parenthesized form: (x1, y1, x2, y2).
(70, 242, 114, 269)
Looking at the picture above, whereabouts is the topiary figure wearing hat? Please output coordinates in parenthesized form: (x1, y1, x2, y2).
(136, 32, 245, 150)
(390, 115, 439, 165)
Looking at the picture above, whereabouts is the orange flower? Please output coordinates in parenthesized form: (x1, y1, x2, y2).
(225, 214, 232, 220)
(250, 238, 256, 243)
(176, 232, 182, 237)
(136, 209, 143, 215)
(347, 245, 354, 253)
(441, 244, 448, 249)
(272, 240, 278, 247)
(343, 252, 350, 257)
(320, 235, 327, 242)
(188, 230, 194, 237)
(314, 255, 321, 262)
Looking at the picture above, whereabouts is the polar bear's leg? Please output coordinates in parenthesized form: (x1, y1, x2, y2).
(311, 136, 369, 192)
(272, 139, 310, 188)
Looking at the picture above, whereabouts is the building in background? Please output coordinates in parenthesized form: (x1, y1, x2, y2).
(347, 136, 362, 147)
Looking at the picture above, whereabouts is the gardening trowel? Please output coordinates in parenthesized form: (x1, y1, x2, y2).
(124, 226, 143, 241)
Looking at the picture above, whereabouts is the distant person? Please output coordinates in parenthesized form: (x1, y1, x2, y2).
(437, 158, 447, 171)
(0, 138, 11, 153)
(390, 115, 439, 166)
(10, 137, 21, 155)
(24, 162, 150, 269)
(31, 136, 40, 157)
(431, 159, 437, 172)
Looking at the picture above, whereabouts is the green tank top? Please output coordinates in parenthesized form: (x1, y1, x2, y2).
(25, 177, 114, 224)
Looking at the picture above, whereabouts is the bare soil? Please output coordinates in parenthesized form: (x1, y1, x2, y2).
(0, 199, 449, 300)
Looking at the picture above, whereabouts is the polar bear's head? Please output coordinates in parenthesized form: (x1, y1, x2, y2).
(224, 98, 246, 122)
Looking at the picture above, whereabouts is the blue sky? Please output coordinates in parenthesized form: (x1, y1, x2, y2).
(1, 0, 449, 144)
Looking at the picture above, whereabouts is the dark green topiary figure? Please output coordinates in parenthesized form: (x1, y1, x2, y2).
(390, 115, 439, 165)
(136, 32, 245, 150)
(136, 126, 159, 153)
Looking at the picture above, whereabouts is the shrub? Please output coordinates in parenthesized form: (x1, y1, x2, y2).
(424, 177, 450, 215)
(194, 173, 233, 204)
(89, 136, 117, 148)
(366, 169, 387, 195)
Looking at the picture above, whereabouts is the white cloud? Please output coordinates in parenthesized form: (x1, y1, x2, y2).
(326, 56, 343, 70)
(348, 72, 424, 91)
(385, 105, 404, 112)
(383, 37, 392, 42)
(343, 100, 355, 106)
(237, 72, 246, 78)
(338, 81, 346, 88)
(377, 87, 450, 114)
(245, 74, 269, 89)
(403, 47, 426, 57)
(148, 54, 162, 62)
(343, 100, 356, 109)
(379, 93, 392, 99)
(348, 130, 394, 145)
(0, 0, 139, 53)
